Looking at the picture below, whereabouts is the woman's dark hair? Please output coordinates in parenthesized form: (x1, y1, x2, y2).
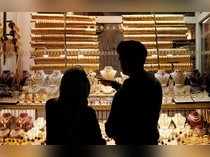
(58, 66, 90, 106)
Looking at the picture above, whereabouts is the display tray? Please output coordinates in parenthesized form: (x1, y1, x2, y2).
(192, 97, 210, 103)
(173, 96, 194, 104)
(0, 98, 19, 105)
(173, 96, 210, 103)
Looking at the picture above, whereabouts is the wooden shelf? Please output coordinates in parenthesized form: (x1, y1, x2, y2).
(90, 102, 210, 111)
(0, 102, 209, 112)
(31, 34, 98, 42)
(124, 34, 186, 41)
(122, 14, 192, 72)
(0, 102, 209, 119)
(122, 14, 184, 21)
(31, 13, 96, 21)
(34, 20, 96, 27)
(155, 14, 184, 20)
(31, 41, 98, 49)
(31, 64, 99, 72)
(123, 21, 185, 27)
(31, 28, 96, 35)
(144, 63, 193, 71)
(161, 103, 210, 110)
(123, 21, 155, 26)
(32, 49, 99, 57)
(34, 56, 99, 64)
(123, 27, 188, 34)
(31, 13, 99, 72)
(122, 15, 154, 20)
(146, 55, 191, 64)
(147, 48, 190, 56)
(137, 41, 173, 49)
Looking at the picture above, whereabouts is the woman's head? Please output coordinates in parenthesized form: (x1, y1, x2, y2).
(59, 67, 90, 105)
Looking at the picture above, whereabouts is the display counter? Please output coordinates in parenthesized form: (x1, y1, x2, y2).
(0, 98, 209, 121)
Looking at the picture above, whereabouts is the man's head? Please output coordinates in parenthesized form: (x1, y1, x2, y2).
(117, 40, 147, 76)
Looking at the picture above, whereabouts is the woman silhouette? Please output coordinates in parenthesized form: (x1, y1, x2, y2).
(45, 67, 105, 145)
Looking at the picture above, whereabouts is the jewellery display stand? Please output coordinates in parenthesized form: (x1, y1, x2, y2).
(122, 14, 193, 72)
(31, 13, 99, 72)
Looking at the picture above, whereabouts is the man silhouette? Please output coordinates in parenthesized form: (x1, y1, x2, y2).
(105, 40, 162, 145)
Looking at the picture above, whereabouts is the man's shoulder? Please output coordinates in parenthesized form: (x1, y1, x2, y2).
(46, 98, 58, 108)
(145, 71, 161, 85)
(46, 98, 57, 104)
(144, 71, 155, 80)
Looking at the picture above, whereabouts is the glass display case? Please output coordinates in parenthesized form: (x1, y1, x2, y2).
(0, 12, 209, 145)
(202, 16, 210, 73)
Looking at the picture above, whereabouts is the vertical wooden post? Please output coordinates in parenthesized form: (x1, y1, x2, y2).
(153, 13, 160, 70)
(64, 12, 67, 69)
(3, 12, 7, 37)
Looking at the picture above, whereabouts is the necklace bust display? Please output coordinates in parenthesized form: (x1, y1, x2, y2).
(100, 66, 117, 81)
(48, 70, 63, 85)
(172, 113, 186, 129)
(187, 111, 203, 129)
(171, 70, 186, 85)
(31, 70, 46, 86)
(158, 113, 172, 129)
(155, 70, 169, 86)
(120, 72, 129, 80)
(87, 71, 97, 84)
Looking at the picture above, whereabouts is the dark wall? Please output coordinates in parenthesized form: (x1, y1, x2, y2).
(97, 23, 123, 72)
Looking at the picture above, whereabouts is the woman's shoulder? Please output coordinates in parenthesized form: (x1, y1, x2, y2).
(84, 106, 96, 113)
(81, 106, 97, 118)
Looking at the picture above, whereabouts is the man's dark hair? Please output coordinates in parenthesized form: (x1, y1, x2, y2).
(117, 40, 148, 65)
